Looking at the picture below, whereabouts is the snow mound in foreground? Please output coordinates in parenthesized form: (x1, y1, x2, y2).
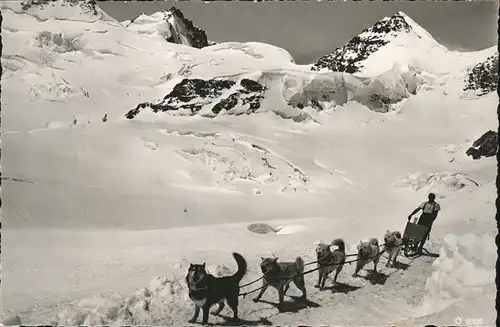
(52, 277, 190, 326)
(417, 231, 495, 322)
(393, 171, 479, 197)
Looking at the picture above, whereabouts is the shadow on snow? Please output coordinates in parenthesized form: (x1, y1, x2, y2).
(258, 295, 320, 313)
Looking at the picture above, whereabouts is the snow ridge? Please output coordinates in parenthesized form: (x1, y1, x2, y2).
(463, 52, 498, 97)
(7, 0, 114, 23)
(122, 7, 210, 49)
(20, 0, 98, 16)
(310, 11, 435, 74)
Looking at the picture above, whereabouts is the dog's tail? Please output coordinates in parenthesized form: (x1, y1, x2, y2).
(331, 238, 345, 253)
(394, 231, 402, 239)
(295, 256, 305, 273)
(231, 252, 247, 283)
(369, 238, 379, 246)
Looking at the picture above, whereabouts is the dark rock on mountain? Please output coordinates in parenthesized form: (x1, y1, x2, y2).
(125, 78, 267, 119)
(125, 7, 210, 49)
(463, 52, 498, 97)
(165, 7, 209, 49)
(310, 12, 412, 73)
(466, 130, 498, 159)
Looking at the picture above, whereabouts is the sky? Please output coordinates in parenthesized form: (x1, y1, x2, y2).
(98, 1, 495, 64)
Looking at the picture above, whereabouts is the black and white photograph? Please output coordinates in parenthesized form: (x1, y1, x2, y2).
(0, 0, 498, 325)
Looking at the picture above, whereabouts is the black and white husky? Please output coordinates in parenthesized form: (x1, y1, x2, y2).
(185, 252, 247, 324)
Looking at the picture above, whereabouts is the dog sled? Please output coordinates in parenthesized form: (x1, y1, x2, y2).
(402, 221, 429, 257)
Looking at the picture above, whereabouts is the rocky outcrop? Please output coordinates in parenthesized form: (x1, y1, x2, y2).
(125, 78, 267, 119)
(463, 52, 498, 97)
(164, 7, 209, 49)
(123, 7, 210, 49)
(466, 130, 498, 159)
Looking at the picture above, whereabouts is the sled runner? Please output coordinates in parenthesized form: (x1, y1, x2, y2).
(402, 221, 429, 257)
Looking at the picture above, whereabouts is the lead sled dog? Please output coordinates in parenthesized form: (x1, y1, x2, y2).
(185, 252, 247, 324)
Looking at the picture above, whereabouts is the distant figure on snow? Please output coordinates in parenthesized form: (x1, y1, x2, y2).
(102, 113, 108, 123)
(407, 193, 441, 253)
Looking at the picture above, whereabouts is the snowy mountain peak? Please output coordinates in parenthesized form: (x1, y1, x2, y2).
(395, 11, 439, 44)
(311, 11, 443, 74)
(122, 7, 210, 49)
(20, 0, 96, 13)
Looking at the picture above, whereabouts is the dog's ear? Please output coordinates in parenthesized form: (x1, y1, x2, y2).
(189, 263, 193, 269)
(359, 240, 362, 244)
(202, 263, 206, 269)
(260, 256, 264, 261)
(273, 257, 278, 262)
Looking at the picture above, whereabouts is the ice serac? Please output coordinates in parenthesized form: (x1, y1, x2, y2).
(125, 64, 419, 120)
(125, 78, 267, 119)
(463, 52, 498, 97)
(310, 11, 442, 75)
(122, 7, 209, 49)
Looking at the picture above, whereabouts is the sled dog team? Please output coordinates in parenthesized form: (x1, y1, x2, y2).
(186, 230, 403, 324)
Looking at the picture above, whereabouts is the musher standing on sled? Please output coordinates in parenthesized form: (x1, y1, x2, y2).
(408, 193, 441, 254)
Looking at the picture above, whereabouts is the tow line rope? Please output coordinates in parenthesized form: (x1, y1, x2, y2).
(239, 242, 394, 298)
